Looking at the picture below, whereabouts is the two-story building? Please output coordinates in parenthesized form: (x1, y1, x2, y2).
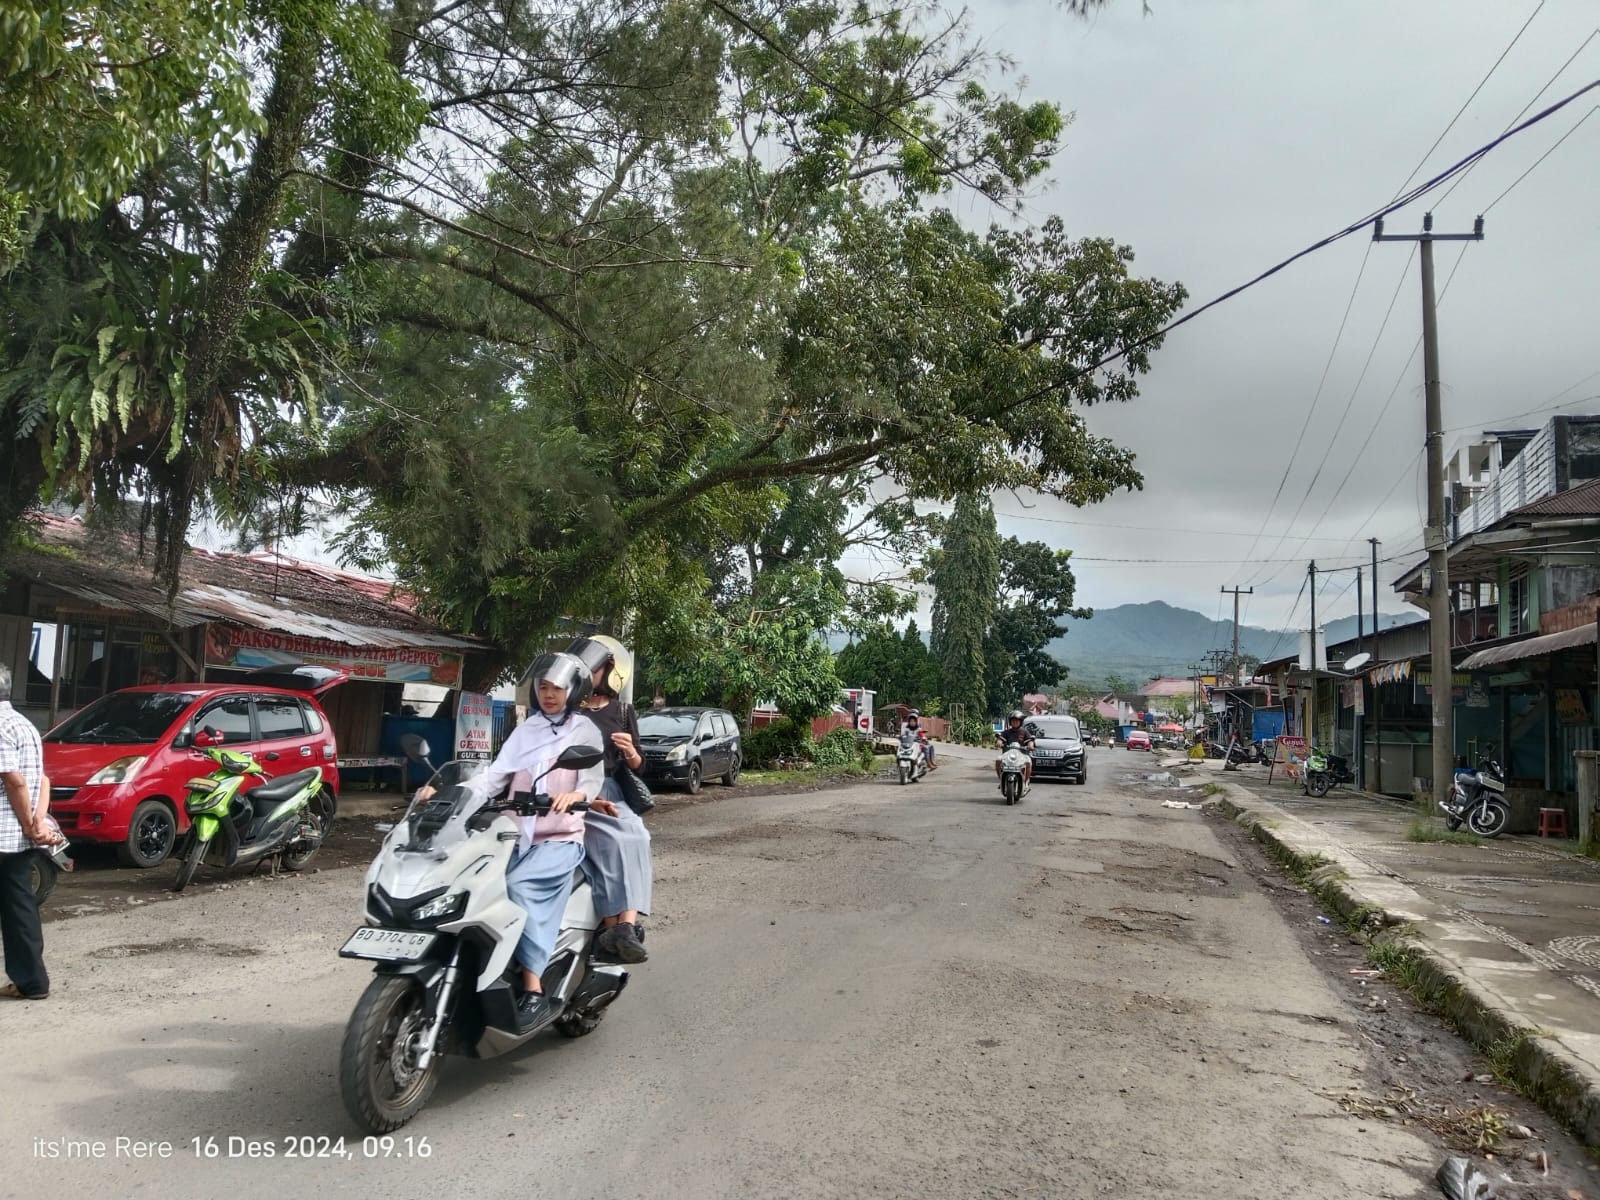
(1384, 415, 1600, 823)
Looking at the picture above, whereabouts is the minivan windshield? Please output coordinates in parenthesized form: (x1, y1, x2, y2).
(639, 712, 698, 737)
(1027, 717, 1082, 741)
(46, 691, 200, 745)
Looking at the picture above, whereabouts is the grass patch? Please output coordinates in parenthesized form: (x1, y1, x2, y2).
(738, 763, 877, 787)
(1406, 818, 1482, 845)
(1200, 782, 1225, 797)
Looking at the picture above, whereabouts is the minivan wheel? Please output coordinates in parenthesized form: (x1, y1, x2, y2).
(723, 756, 740, 787)
(118, 800, 177, 868)
(684, 761, 702, 794)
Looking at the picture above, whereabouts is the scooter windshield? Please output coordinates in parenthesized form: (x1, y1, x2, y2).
(397, 759, 493, 853)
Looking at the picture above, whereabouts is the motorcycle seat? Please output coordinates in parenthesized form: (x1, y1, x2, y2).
(246, 768, 321, 810)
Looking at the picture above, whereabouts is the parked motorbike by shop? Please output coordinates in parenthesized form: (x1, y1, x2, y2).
(339, 736, 628, 1133)
(1441, 755, 1510, 838)
(171, 736, 328, 892)
(1226, 738, 1264, 766)
(1302, 749, 1355, 798)
(896, 730, 928, 785)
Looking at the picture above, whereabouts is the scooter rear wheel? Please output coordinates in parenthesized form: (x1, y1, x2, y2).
(281, 808, 326, 872)
(341, 975, 440, 1133)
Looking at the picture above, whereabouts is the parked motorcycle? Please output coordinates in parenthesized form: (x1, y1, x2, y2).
(1302, 749, 1354, 798)
(1441, 755, 1510, 838)
(339, 735, 625, 1133)
(1226, 738, 1264, 766)
(29, 816, 72, 905)
(896, 730, 928, 785)
(171, 734, 328, 892)
(998, 745, 1029, 805)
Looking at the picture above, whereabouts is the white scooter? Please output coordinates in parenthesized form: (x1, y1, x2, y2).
(896, 730, 928, 785)
(337, 735, 629, 1133)
(998, 744, 1030, 805)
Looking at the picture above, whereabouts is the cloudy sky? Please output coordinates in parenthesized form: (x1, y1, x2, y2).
(914, 0, 1599, 636)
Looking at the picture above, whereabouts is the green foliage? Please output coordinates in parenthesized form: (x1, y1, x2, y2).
(810, 727, 860, 768)
(741, 716, 811, 769)
(835, 618, 939, 707)
(950, 715, 995, 745)
(930, 494, 999, 720)
(1, 0, 1182, 665)
(986, 536, 1090, 713)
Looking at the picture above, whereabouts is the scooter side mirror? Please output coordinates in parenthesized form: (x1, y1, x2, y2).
(554, 745, 604, 770)
(400, 734, 431, 762)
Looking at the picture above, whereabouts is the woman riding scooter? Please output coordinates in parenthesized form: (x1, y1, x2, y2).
(995, 711, 1035, 789)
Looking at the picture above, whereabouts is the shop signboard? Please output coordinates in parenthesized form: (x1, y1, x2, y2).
(205, 623, 463, 685)
(454, 691, 495, 761)
(1276, 735, 1309, 781)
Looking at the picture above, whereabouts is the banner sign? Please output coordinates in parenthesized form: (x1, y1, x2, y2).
(1415, 670, 1470, 704)
(204, 623, 463, 685)
(1277, 735, 1309, 781)
(454, 692, 494, 761)
(1341, 681, 1364, 716)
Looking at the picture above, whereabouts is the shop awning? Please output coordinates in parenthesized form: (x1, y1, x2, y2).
(1459, 624, 1598, 670)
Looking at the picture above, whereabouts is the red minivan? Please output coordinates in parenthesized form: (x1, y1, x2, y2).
(43, 669, 344, 868)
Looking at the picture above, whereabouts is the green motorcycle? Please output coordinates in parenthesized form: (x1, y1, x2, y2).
(172, 740, 330, 892)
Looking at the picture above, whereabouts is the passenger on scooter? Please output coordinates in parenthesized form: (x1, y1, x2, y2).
(905, 710, 935, 769)
(459, 652, 617, 1028)
(994, 711, 1034, 786)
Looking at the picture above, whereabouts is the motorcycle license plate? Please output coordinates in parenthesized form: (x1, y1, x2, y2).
(339, 927, 437, 961)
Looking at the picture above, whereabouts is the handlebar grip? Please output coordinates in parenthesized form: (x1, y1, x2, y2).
(509, 791, 592, 815)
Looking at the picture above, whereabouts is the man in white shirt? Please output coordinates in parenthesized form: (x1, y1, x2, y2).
(0, 664, 50, 999)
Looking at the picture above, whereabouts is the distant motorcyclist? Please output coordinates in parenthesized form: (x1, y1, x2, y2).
(904, 710, 935, 769)
(994, 711, 1034, 786)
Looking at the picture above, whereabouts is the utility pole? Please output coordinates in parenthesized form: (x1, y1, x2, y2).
(1370, 537, 1382, 795)
(1308, 561, 1317, 747)
(1188, 662, 1207, 733)
(1222, 585, 1254, 684)
(1375, 212, 1484, 812)
(1355, 566, 1364, 789)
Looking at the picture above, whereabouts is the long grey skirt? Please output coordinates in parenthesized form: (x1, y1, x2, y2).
(582, 777, 653, 916)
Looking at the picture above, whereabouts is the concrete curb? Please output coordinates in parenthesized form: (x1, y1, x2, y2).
(1207, 783, 1600, 1149)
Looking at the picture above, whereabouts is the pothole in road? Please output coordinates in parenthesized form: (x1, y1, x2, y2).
(91, 938, 260, 959)
(1091, 840, 1242, 897)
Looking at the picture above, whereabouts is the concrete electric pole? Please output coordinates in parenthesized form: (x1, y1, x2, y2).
(1221, 585, 1254, 684)
(1374, 212, 1484, 812)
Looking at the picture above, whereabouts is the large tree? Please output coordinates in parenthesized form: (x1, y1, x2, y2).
(985, 537, 1090, 713)
(2, 0, 1180, 666)
(930, 493, 999, 720)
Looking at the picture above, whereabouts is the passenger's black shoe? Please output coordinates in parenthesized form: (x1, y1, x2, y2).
(515, 992, 564, 1030)
(599, 921, 648, 963)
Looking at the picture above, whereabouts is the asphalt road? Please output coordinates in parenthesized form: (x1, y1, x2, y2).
(0, 744, 1531, 1199)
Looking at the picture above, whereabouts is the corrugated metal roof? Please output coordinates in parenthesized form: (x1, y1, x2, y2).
(1459, 623, 1597, 670)
(1504, 476, 1600, 519)
(10, 514, 480, 650)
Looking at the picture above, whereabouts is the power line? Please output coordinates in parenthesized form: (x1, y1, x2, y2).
(1435, 24, 1598, 210)
(1248, 246, 1418, 584)
(1391, 1, 1546, 199)
(1484, 102, 1599, 212)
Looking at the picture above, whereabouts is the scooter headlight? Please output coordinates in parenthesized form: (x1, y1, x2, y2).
(87, 756, 147, 785)
(412, 891, 467, 924)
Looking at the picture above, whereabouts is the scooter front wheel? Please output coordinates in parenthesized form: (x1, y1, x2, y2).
(341, 975, 441, 1133)
(172, 834, 208, 892)
(1467, 800, 1509, 839)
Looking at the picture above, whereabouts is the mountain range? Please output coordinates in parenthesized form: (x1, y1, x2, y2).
(1050, 600, 1423, 688)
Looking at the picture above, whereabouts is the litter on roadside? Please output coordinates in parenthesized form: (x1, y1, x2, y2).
(1436, 1154, 1497, 1200)
(1161, 799, 1202, 810)
(1348, 968, 1383, 978)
